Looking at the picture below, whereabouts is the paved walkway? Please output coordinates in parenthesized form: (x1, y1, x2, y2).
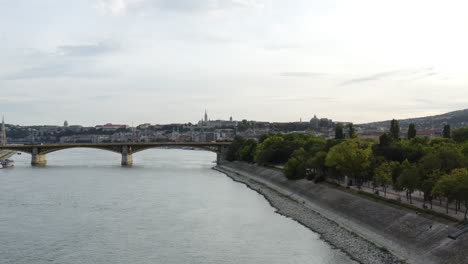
(332, 180, 467, 222)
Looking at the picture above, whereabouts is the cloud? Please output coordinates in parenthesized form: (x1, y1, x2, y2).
(264, 44, 301, 51)
(159, 0, 262, 12)
(96, 0, 262, 15)
(96, 0, 144, 15)
(2, 63, 113, 80)
(57, 42, 117, 57)
(340, 68, 438, 86)
(280, 72, 323, 78)
(1, 42, 118, 80)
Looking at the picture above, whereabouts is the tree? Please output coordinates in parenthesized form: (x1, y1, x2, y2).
(335, 124, 344, 139)
(374, 162, 393, 196)
(397, 160, 420, 204)
(443, 124, 451, 139)
(347, 123, 357, 138)
(254, 133, 309, 164)
(284, 148, 308, 180)
(307, 151, 328, 180)
(419, 170, 443, 209)
(238, 139, 257, 162)
(419, 143, 467, 174)
(453, 169, 468, 220)
(284, 157, 306, 180)
(378, 132, 393, 146)
(254, 135, 285, 164)
(433, 170, 462, 214)
(407, 123, 416, 139)
(452, 127, 468, 143)
(325, 139, 374, 187)
(226, 136, 246, 161)
(390, 119, 400, 140)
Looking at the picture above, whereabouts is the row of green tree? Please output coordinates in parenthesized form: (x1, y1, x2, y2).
(226, 122, 468, 219)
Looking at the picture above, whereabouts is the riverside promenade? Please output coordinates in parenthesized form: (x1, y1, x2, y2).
(342, 181, 467, 222)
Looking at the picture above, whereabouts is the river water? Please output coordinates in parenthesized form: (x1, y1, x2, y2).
(0, 148, 356, 264)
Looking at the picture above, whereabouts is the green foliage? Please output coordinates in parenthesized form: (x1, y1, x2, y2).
(407, 123, 416, 139)
(254, 135, 285, 164)
(325, 139, 374, 185)
(335, 124, 345, 139)
(254, 133, 315, 165)
(226, 136, 246, 161)
(378, 133, 393, 146)
(307, 151, 328, 179)
(227, 131, 468, 218)
(443, 124, 451, 139)
(432, 169, 468, 214)
(238, 139, 257, 162)
(397, 160, 421, 203)
(284, 157, 307, 180)
(452, 127, 468, 143)
(419, 143, 467, 174)
(390, 119, 400, 140)
(284, 148, 308, 180)
(347, 123, 357, 138)
(420, 170, 443, 204)
(374, 162, 393, 195)
(462, 142, 468, 158)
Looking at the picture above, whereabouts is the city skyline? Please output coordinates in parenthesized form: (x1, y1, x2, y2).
(1, 0, 467, 125)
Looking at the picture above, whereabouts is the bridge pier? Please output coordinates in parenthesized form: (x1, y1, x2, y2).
(216, 145, 229, 164)
(31, 147, 47, 166)
(121, 145, 133, 166)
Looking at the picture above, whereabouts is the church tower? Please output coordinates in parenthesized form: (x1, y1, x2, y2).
(1, 116, 7, 145)
(204, 110, 208, 123)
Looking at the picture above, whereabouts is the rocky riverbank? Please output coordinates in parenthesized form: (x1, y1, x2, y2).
(214, 162, 468, 264)
(214, 165, 402, 264)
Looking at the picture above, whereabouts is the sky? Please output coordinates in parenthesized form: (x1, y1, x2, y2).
(0, 0, 467, 126)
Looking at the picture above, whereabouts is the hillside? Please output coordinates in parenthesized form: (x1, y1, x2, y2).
(359, 108, 468, 130)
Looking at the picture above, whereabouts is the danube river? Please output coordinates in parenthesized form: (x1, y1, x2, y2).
(0, 148, 356, 264)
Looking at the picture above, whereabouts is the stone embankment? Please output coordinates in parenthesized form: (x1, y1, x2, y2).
(214, 161, 468, 264)
(0, 150, 15, 160)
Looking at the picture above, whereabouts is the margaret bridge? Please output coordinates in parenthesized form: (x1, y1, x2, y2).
(0, 142, 231, 166)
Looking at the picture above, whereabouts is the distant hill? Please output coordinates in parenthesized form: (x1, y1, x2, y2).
(359, 108, 468, 130)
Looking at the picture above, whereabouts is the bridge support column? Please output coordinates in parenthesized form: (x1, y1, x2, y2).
(121, 145, 133, 166)
(216, 145, 228, 165)
(31, 147, 47, 167)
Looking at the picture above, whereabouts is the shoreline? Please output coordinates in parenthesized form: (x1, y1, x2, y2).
(0, 150, 15, 160)
(213, 165, 402, 264)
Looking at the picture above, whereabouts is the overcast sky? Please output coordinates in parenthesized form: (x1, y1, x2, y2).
(0, 0, 467, 126)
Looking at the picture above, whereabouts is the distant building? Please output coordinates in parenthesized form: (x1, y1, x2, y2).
(197, 110, 236, 128)
(1, 116, 7, 145)
(319, 118, 333, 128)
(67, 125, 83, 132)
(309, 115, 333, 129)
(95, 123, 129, 132)
(310, 115, 319, 129)
(137, 123, 152, 130)
(63, 120, 69, 127)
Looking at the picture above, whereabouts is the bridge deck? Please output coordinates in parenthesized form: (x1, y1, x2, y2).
(0, 142, 231, 148)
